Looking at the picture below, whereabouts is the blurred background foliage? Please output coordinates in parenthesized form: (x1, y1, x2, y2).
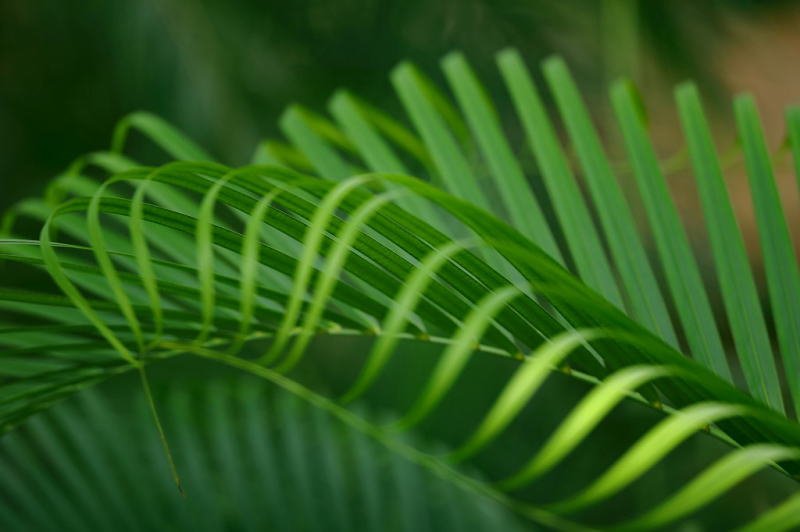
(3, 0, 800, 211)
(3, 1, 800, 529)
(0, 364, 530, 532)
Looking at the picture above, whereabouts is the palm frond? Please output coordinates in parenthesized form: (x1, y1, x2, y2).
(0, 381, 527, 532)
(2, 48, 800, 530)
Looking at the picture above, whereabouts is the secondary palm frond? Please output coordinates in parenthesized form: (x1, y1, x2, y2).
(0, 381, 527, 532)
(1, 48, 800, 530)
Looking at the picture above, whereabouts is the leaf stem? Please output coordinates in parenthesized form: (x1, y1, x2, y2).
(136, 363, 183, 496)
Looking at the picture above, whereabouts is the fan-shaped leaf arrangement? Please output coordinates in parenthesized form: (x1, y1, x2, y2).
(2, 48, 800, 530)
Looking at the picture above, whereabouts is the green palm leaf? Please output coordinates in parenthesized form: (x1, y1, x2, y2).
(2, 48, 800, 530)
